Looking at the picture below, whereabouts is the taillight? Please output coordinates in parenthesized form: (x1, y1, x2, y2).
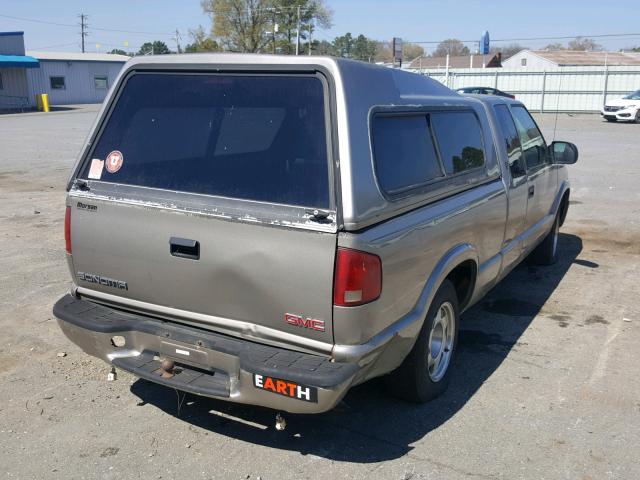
(64, 206, 71, 254)
(333, 248, 382, 307)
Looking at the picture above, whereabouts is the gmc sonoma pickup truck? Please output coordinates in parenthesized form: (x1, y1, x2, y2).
(54, 54, 577, 414)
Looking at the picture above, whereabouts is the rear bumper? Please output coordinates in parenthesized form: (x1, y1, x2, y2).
(53, 294, 359, 413)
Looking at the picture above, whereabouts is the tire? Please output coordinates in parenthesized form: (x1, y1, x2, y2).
(386, 279, 459, 403)
(605, 117, 617, 122)
(635, 111, 640, 124)
(529, 213, 560, 265)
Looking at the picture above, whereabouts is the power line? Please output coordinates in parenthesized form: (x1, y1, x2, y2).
(30, 42, 78, 50)
(0, 13, 174, 36)
(408, 32, 640, 45)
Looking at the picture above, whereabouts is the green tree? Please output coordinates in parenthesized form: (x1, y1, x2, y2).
(351, 34, 376, 62)
(137, 41, 171, 55)
(184, 26, 221, 52)
(108, 48, 128, 56)
(432, 38, 470, 57)
(202, 0, 272, 52)
(271, 0, 332, 54)
(332, 32, 354, 58)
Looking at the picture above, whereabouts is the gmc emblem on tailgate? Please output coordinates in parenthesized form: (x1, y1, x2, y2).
(285, 313, 325, 332)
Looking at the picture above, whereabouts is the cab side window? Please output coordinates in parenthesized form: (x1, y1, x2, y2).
(372, 115, 443, 195)
(511, 105, 549, 170)
(493, 104, 526, 181)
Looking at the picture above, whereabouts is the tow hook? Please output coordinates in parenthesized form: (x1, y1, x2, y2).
(275, 412, 287, 431)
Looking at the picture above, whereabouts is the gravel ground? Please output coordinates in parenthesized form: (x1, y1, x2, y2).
(0, 106, 639, 480)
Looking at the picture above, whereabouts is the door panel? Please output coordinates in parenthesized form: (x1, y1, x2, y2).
(510, 105, 557, 248)
(492, 104, 528, 270)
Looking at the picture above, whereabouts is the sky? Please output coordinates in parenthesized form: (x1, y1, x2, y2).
(1, 0, 639, 54)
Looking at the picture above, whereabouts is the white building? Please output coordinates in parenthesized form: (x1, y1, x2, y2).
(0, 31, 129, 110)
(503, 50, 640, 68)
(26, 50, 129, 105)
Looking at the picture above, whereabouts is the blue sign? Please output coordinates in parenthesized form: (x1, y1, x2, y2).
(479, 31, 490, 55)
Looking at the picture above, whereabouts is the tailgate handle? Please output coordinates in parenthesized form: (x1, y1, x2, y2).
(170, 237, 200, 260)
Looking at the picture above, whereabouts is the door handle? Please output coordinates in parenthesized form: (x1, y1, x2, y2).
(170, 237, 200, 260)
(528, 185, 535, 198)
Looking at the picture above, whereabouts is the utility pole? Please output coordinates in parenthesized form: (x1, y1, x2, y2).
(295, 5, 301, 55)
(79, 13, 88, 53)
(173, 29, 182, 53)
(272, 10, 276, 54)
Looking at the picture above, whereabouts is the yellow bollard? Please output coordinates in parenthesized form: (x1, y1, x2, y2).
(41, 93, 50, 112)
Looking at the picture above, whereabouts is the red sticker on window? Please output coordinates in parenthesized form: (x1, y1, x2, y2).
(105, 150, 123, 173)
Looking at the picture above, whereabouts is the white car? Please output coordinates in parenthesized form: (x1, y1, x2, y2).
(601, 90, 640, 123)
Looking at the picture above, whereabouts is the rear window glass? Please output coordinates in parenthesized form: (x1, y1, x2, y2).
(82, 73, 330, 208)
(372, 115, 443, 194)
(430, 112, 485, 174)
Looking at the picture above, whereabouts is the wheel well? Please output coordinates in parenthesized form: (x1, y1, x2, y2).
(445, 260, 477, 310)
(559, 189, 570, 227)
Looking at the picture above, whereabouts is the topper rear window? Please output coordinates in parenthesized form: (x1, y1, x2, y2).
(80, 73, 330, 208)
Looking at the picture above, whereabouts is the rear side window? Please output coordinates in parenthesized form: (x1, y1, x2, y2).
(511, 105, 549, 170)
(372, 115, 442, 194)
(493, 104, 526, 180)
(82, 73, 330, 208)
(430, 112, 485, 174)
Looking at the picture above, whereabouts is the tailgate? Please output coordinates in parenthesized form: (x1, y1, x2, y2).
(69, 196, 337, 344)
(67, 70, 338, 348)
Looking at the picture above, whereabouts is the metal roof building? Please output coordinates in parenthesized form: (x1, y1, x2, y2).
(502, 50, 640, 68)
(0, 31, 129, 110)
(26, 50, 129, 105)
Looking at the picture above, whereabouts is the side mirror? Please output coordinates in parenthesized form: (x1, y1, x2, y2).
(551, 141, 578, 165)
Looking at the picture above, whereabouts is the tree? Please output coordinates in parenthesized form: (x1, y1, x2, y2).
(432, 38, 470, 57)
(351, 34, 377, 62)
(490, 43, 528, 59)
(184, 26, 221, 52)
(202, 0, 272, 52)
(272, 0, 333, 54)
(567, 37, 602, 51)
(314, 39, 335, 55)
(137, 41, 171, 55)
(374, 41, 393, 63)
(403, 42, 424, 61)
(201, 0, 332, 54)
(108, 48, 128, 56)
(332, 32, 354, 58)
(542, 42, 565, 51)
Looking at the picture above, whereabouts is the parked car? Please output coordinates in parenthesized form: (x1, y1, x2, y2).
(600, 89, 640, 122)
(54, 55, 577, 415)
(456, 86, 515, 99)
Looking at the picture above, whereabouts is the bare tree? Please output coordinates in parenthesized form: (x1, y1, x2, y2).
(490, 43, 528, 59)
(567, 37, 602, 51)
(432, 39, 470, 57)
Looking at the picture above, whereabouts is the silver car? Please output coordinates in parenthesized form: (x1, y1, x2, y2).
(54, 54, 578, 414)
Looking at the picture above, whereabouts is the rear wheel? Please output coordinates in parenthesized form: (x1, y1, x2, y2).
(387, 280, 459, 403)
(635, 110, 640, 124)
(530, 214, 560, 265)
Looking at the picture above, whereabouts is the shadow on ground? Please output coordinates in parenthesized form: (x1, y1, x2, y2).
(131, 233, 586, 463)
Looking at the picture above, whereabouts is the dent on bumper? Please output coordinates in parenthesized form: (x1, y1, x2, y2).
(54, 294, 360, 414)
